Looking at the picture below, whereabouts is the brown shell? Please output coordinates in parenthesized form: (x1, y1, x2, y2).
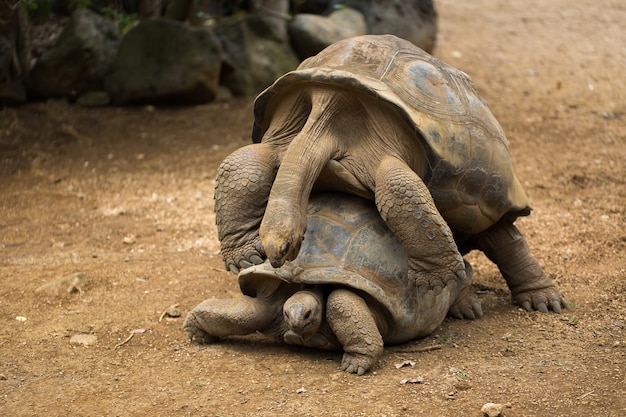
(252, 34, 531, 234)
(239, 193, 450, 341)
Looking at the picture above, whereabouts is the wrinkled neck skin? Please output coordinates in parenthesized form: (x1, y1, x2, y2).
(259, 87, 348, 267)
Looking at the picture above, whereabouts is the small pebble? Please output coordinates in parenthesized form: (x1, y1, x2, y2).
(123, 235, 137, 244)
(165, 305, 182, 318)
(70, 334, 98, 347)
(481, 402, 504, 417)
(0, 373, 7, 380)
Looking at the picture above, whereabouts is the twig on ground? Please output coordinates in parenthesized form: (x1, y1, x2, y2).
(395, 345, 443, 354)
(113, 332, 135, 350)
(576, 391, 596, 400)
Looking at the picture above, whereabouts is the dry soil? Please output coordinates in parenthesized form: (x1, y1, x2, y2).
(1, 0, 625, 416)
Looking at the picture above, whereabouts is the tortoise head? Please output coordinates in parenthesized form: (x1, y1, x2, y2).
(283, 289, 324, 340)
(259, 204, 306, 268)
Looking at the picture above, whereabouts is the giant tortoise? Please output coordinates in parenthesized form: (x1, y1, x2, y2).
(213, 34, 566, 319)
(185, 193, 477, 375)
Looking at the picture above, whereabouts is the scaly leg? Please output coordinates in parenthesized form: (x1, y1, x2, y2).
(375, 156, 467, 324)
(214, 143, 278, 273)
(326, 288, 384, 376)
(472, 221, 567, 313)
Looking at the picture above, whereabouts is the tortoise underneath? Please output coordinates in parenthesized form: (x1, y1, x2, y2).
(185, 193, 478, 375)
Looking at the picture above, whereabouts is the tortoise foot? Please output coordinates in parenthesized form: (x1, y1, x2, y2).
(222, 240, 266, 274)
(326, 289, 384, 376)
(183, 312, 220, 344)
(514, 285, 568, 313)
(340, 352, 377, 376)
(448, 286, 483, 320)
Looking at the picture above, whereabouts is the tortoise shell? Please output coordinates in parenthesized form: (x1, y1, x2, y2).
(239, 193, 454, 343)
(251, 34, 530, 235)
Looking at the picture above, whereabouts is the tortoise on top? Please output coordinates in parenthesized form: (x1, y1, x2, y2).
(214, 34, 567, 317)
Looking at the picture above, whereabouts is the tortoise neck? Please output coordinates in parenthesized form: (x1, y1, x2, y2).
(260, 88, 347, 266)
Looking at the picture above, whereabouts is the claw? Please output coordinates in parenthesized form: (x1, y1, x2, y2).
(448, 309, 464, 320)
(462, 307, 476, 320)
(473, 302, 483, 319)
(249, 254, 264, 265)
(551, 300, 562, 313)
(537, 303, 549, 313)
(521, 300, 532, 311)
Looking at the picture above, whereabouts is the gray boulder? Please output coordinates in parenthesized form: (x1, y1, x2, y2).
(26, 9, 120, 100)
(104, 19, 222, 104)
(215, 12, 300, 97)
(288, 7, 367, 59)
(329, 0, 437, 53)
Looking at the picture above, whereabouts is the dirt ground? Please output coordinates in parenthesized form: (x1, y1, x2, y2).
(1, 0, 625, 415)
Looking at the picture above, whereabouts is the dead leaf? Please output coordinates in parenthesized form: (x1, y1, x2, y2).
(395, 360, 416, 369)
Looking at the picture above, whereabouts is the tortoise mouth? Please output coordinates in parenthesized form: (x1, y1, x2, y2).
(265, 235, 303, 268)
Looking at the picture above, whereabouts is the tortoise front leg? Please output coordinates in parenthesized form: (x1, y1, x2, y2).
(214, 143, 278, 273)
(184, 296, 277, 344)
(374, 156, 467, 323)
(326, 288, 384, 376)
(472, 221, 568, 313)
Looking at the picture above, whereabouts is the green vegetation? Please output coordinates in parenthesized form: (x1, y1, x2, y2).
(100, 6, 137, 34)
(21, 0, 53, 20)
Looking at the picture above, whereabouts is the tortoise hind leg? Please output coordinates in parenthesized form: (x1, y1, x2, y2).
(472, 221, 568, 313)
(215, 143, 278, 273)
(374, 156, 467, 322)
(326, 288, 384, 376)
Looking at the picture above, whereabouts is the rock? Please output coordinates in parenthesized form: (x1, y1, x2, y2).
(215, 12, 300, 96)
(25, 9, 120, 100)
(104, 19, 221, 104)
(76, 91, 111, 107)
(288, 7, 367, 59)
(329, 0, 438, 53)
(255, 0, 291, 42)
(164, 305, 182, 318)
(35, 272, 87, 298)
(0, 80, 26, 104)
(70, 334, 98, 347)
(481, 402, 504, 417)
